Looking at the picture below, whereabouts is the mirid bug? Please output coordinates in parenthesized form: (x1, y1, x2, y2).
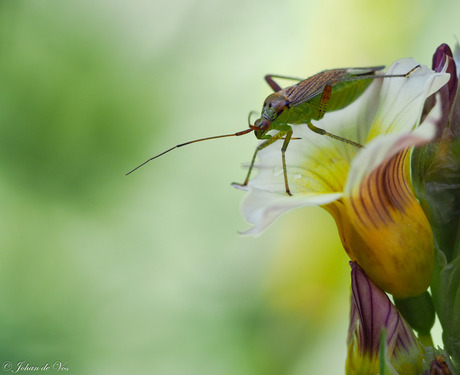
(126, 65, 419, 195)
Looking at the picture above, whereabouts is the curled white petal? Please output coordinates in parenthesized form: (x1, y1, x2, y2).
(240, 189, 342, 236)
(368, 59, 449, 139)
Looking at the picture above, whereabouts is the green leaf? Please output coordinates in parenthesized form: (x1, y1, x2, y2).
(393, 291, 435, 336)
(411, 43, 460, 371)
(431, 247, 460, 370)
(379, 329, 387, 375)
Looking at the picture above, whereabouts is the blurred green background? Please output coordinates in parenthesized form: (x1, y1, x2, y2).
(0, 0, 457, 373)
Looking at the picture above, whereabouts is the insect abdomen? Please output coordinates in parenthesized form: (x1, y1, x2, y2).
(324, 78, 373, 114)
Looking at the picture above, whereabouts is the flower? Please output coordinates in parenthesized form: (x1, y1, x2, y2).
(235, 59, 449, 297)
(346, 262, 424, 375)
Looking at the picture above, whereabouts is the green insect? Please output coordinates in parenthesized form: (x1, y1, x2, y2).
(126, 65, 419, 195)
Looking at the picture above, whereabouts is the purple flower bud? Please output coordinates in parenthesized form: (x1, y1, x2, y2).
(346, 262, 424, 374)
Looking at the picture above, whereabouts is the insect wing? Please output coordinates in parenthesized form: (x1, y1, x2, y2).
(285, 69, 349, 107)
(285, 66, 385, 107)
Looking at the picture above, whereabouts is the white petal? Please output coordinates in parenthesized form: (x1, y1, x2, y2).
(239, 188, 342, 236)
(345, 94, 442, 194)
(367, 58, 449, 139)
(248, 129, 349, 193)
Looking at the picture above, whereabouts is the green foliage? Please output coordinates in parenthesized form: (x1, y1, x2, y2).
(379, 330, 387, 375)
(411, 46, 460, 370)
(393, 292, 435, 336)
(0, 2, 164, 208)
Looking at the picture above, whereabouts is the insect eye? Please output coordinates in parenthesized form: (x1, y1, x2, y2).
(259, 119, 270, 130)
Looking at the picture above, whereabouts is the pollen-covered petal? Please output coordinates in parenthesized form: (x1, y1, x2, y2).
(367, 59, 449, 140)
(237, 123, 360, 235)
(236, 134, 348, 234)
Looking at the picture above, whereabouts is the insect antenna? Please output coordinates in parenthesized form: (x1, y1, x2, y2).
(125, 128, 254, 176)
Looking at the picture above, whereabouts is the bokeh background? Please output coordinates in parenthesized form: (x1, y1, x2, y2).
(0, 0, 457, 373)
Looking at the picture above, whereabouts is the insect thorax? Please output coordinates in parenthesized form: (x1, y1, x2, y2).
(262, 93, 290, 121)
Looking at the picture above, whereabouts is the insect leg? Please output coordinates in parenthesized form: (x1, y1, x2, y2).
(307, 65, 420, 147)
(317, 83, 333, 119)
(338, 64, 421, 84)
(265, 74, 304, 92)
(307, 121, 363, 149)
(232, 131, 287, 189)
(281, 129, 293, 195)
(306, 83, 364, 148)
